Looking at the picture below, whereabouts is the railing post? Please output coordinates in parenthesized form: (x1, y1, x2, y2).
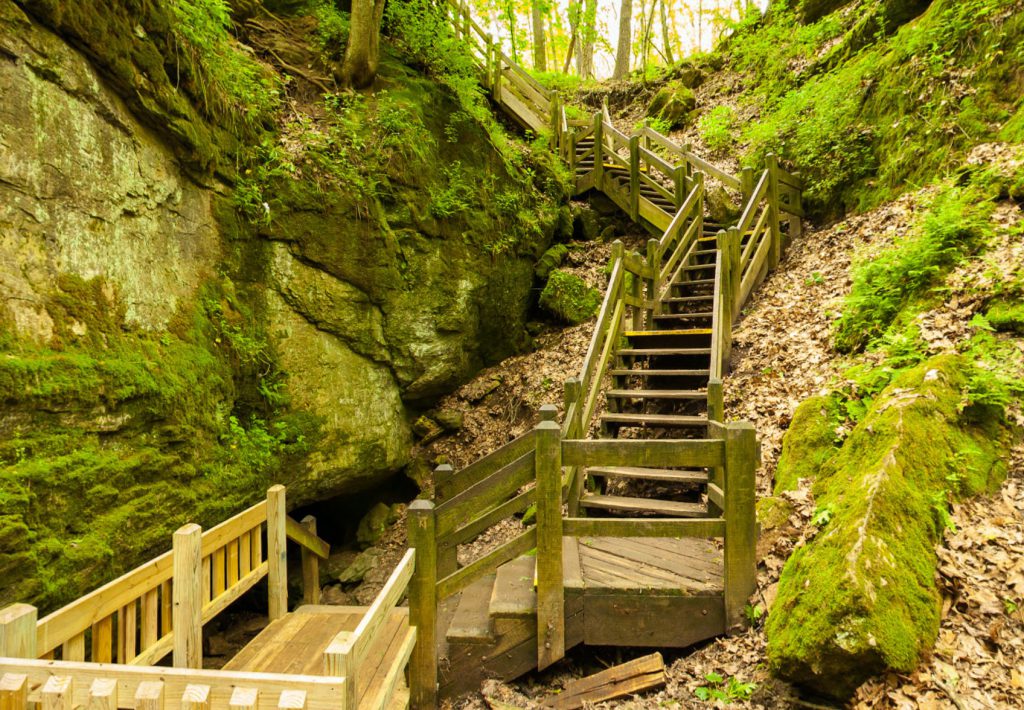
(492, 52, 502, 103)
(707, 378, 724, 423)
(593, 112, 604, 185)
(723, 422, 758, 632)
(630, 250, 643, 331)
(682, 142, 694, 179)
(407, 500, 438, 709)
(694, 171, 706, 236)
(740, 166, 755, 205)
(766, 154, 782, 270)
(647, 238, 662, 321)
(629, 135, 640, 221)
(267, 485, 288, 621)
(434, 464, 458, 577)
(673, 166, 686, 209)
(172, 524, 202, 669)
(535, 405, 564, 670)
(716, 229, 733, 366)
(0, 603, 37, 658)
(483, 34, 494, 90)
(727, 226, 742, 313)
(300, 516, 321, 606)
(562, 378, 584, 515)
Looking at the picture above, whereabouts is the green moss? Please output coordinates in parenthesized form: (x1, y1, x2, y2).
(774, 395, 842, 493)
(766, 355, 1010, 698)
(645, 82, 696, 129)
(757, 496, 795, 531)
(539, 270, 601, 325)
(535, 244, 569, 281)
(986, 300, 1024, 334)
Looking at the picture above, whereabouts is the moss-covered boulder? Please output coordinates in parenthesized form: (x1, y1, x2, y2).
(535, 244, 569, 281)
(540, 270, 601, 324)
(774, 395, 842, 493)
(767, 355, 1009, 698)
(646, 82, 697, 129)
(986, 299, 1024, 335)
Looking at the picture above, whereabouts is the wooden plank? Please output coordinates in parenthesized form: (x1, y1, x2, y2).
(435, 451, 535, 537)
(91, 617, 113, 664)
(172, 524, 202, 670)
(285, 517, 330, 561)
(737, 171, 769, 234)
(203, 563, 270, 624)
(499, 90, 546, 134)
(582, 595, 725, 647)
(226, 541, 240, 588)
(446, 575, 496, 643)
(201, 502, 266, 558)
(563, 518, 725, 539)
(239, 534, 252, 577)
(61, 634, 85, 663)
(122, 602, 138, 663)
(439, 486, 536, 551)
(436, 529, 537, 600)
(436, 432, 536, 502)
(489, 557, 536, 618)
(562, 538, 583, 590)
(562, 439, 724, 469)
(363, 628, 415, 710)
(160, 582, 172, 638)
(347, 550, 414, 664)
(540, 652, 665, 709)
(683, 152, 741, 190)
(140, 590, 159, 653)
(300, 517, 321, 606)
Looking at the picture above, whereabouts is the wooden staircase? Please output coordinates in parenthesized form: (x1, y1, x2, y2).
(405, 4, 807, 705)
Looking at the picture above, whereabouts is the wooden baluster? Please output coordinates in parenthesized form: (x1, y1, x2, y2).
(201, 556, 212, 606)
(717, 229, 734, 367)
(673, 166, 686, 209)
(723, 422, 758, 632)
(212, 546, 227, 599)
(160, 581, 173, 637)
(484, 34, 494, 90)
(492, 53, 502, 103)
(41, 676, 72, 710)
(535, 405, 564, 670)
(61, 632, 85, 662)
(267, 485, 288, 620)
(300, 516, 321, 605)
(122, 600, 137, 662)
(593, 113, 604, 186)
(141, 589, 159, 652)
(0, 604, 37, 658)
(227, 538, 240, 588)
(91, 615, 113, 663)
(707, 378, 724, 424)
(740, 166, 755, 205)
(647, 238, 661, 322)
(630, 250, 643, 331)
(728, 226, 742, 310)
(629, 135, 640, 221)
(407, 500, 438, 709)
(89, 678, 118, 710)
(172, 523, 203, 669)
(563, 377, 584, 515)
(251, 527, 263, 570)
(240, 531, 253, 578)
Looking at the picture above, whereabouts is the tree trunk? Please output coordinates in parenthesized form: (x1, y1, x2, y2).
(531, 0, 547, 71)
(578, 0, 597, 78)
(613, 0, 632, 79)
(504, 0, 520, 63)
(660, 0, 674, 64)
(564, 0, 580, 73)
(340, 0, 386, 89)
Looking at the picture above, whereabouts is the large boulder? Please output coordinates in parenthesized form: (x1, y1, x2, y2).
(539, 270, 601, 324)
(646, 82, 697, 129)
(766, 356, 1009, 698)
(773, 395, 841, 493)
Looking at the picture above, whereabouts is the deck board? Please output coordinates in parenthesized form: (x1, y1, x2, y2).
(223, 605, 410, 706)
(572, 536, 723, 596)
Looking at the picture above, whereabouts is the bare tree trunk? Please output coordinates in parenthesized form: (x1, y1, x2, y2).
(503, 0, 520, 63)
(578, 0, 597, 78)
(340, 0, 386, 88)
(698, 0, 703, 52)
(565, 0, 580, 73)
(613, 0, 632, 80)
(660, 0, 674, 64)
(531, 1, 547, 71)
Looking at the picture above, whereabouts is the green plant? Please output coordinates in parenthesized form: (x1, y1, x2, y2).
(429, 162, 473, 218)
(698, 105, 737, 153)
(694, 672, 757, 703)
(811, 506, 833, 527)
(745, 603, 765, 625)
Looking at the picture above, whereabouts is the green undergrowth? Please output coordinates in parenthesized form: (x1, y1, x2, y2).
(0, 275, 313, 610)
(715, 0, 1024, 214)
(539, 270, 601, 324)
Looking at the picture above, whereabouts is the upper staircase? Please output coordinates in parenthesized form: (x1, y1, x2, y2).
(404, 3, 807, 706)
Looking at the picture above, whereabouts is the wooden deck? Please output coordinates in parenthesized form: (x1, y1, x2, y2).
(223, 605, 411, 709)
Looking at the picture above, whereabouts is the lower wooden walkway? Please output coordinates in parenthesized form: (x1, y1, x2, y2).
(224, 606, 412, 709)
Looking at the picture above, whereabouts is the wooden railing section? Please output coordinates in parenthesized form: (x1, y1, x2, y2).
(1, 485, 416, 709)
(405, 410, 758, 708)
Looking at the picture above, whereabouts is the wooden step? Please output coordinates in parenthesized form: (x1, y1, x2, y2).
(446, 573, 496, 644)
(600, 413, 709, 428)
(681, 263, 715, 272)
(578, 493, 707, 517)
(587, 466, 710, 484)
(617, 347, 712, 357)
(653, 311, 714, 319)
(627, 328, 712, 339)
(489, 556, 536, 618)
(609, 368, 710, 377)
(602, 387, 708, 399)
(661, 295, 713, 304)
(673, 278, 715, 286)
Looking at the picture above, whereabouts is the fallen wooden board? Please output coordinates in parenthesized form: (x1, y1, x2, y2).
(540, 652, 665, 709)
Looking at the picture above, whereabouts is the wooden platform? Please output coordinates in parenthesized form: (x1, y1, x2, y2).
(224, 605, 411, 709)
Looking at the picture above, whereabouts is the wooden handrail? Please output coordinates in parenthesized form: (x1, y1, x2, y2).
(737, 170, 769, 234)
(285, 516, 330, 560)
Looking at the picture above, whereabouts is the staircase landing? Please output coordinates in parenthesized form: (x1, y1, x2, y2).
(438, 537, 724, 699)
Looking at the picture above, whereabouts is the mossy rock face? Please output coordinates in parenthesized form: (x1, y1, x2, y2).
(774, 395, 842, 493)
(540, 270, 601, 324)
(796, 0, 855, 23)
(535, 244, 569, 281)
(666, 61, 704, 89)
(706, 184, 742, 225)
(986, 299, 1024, 334)
(766, 355, 1009, 698)
(646, 83, 697, 129)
